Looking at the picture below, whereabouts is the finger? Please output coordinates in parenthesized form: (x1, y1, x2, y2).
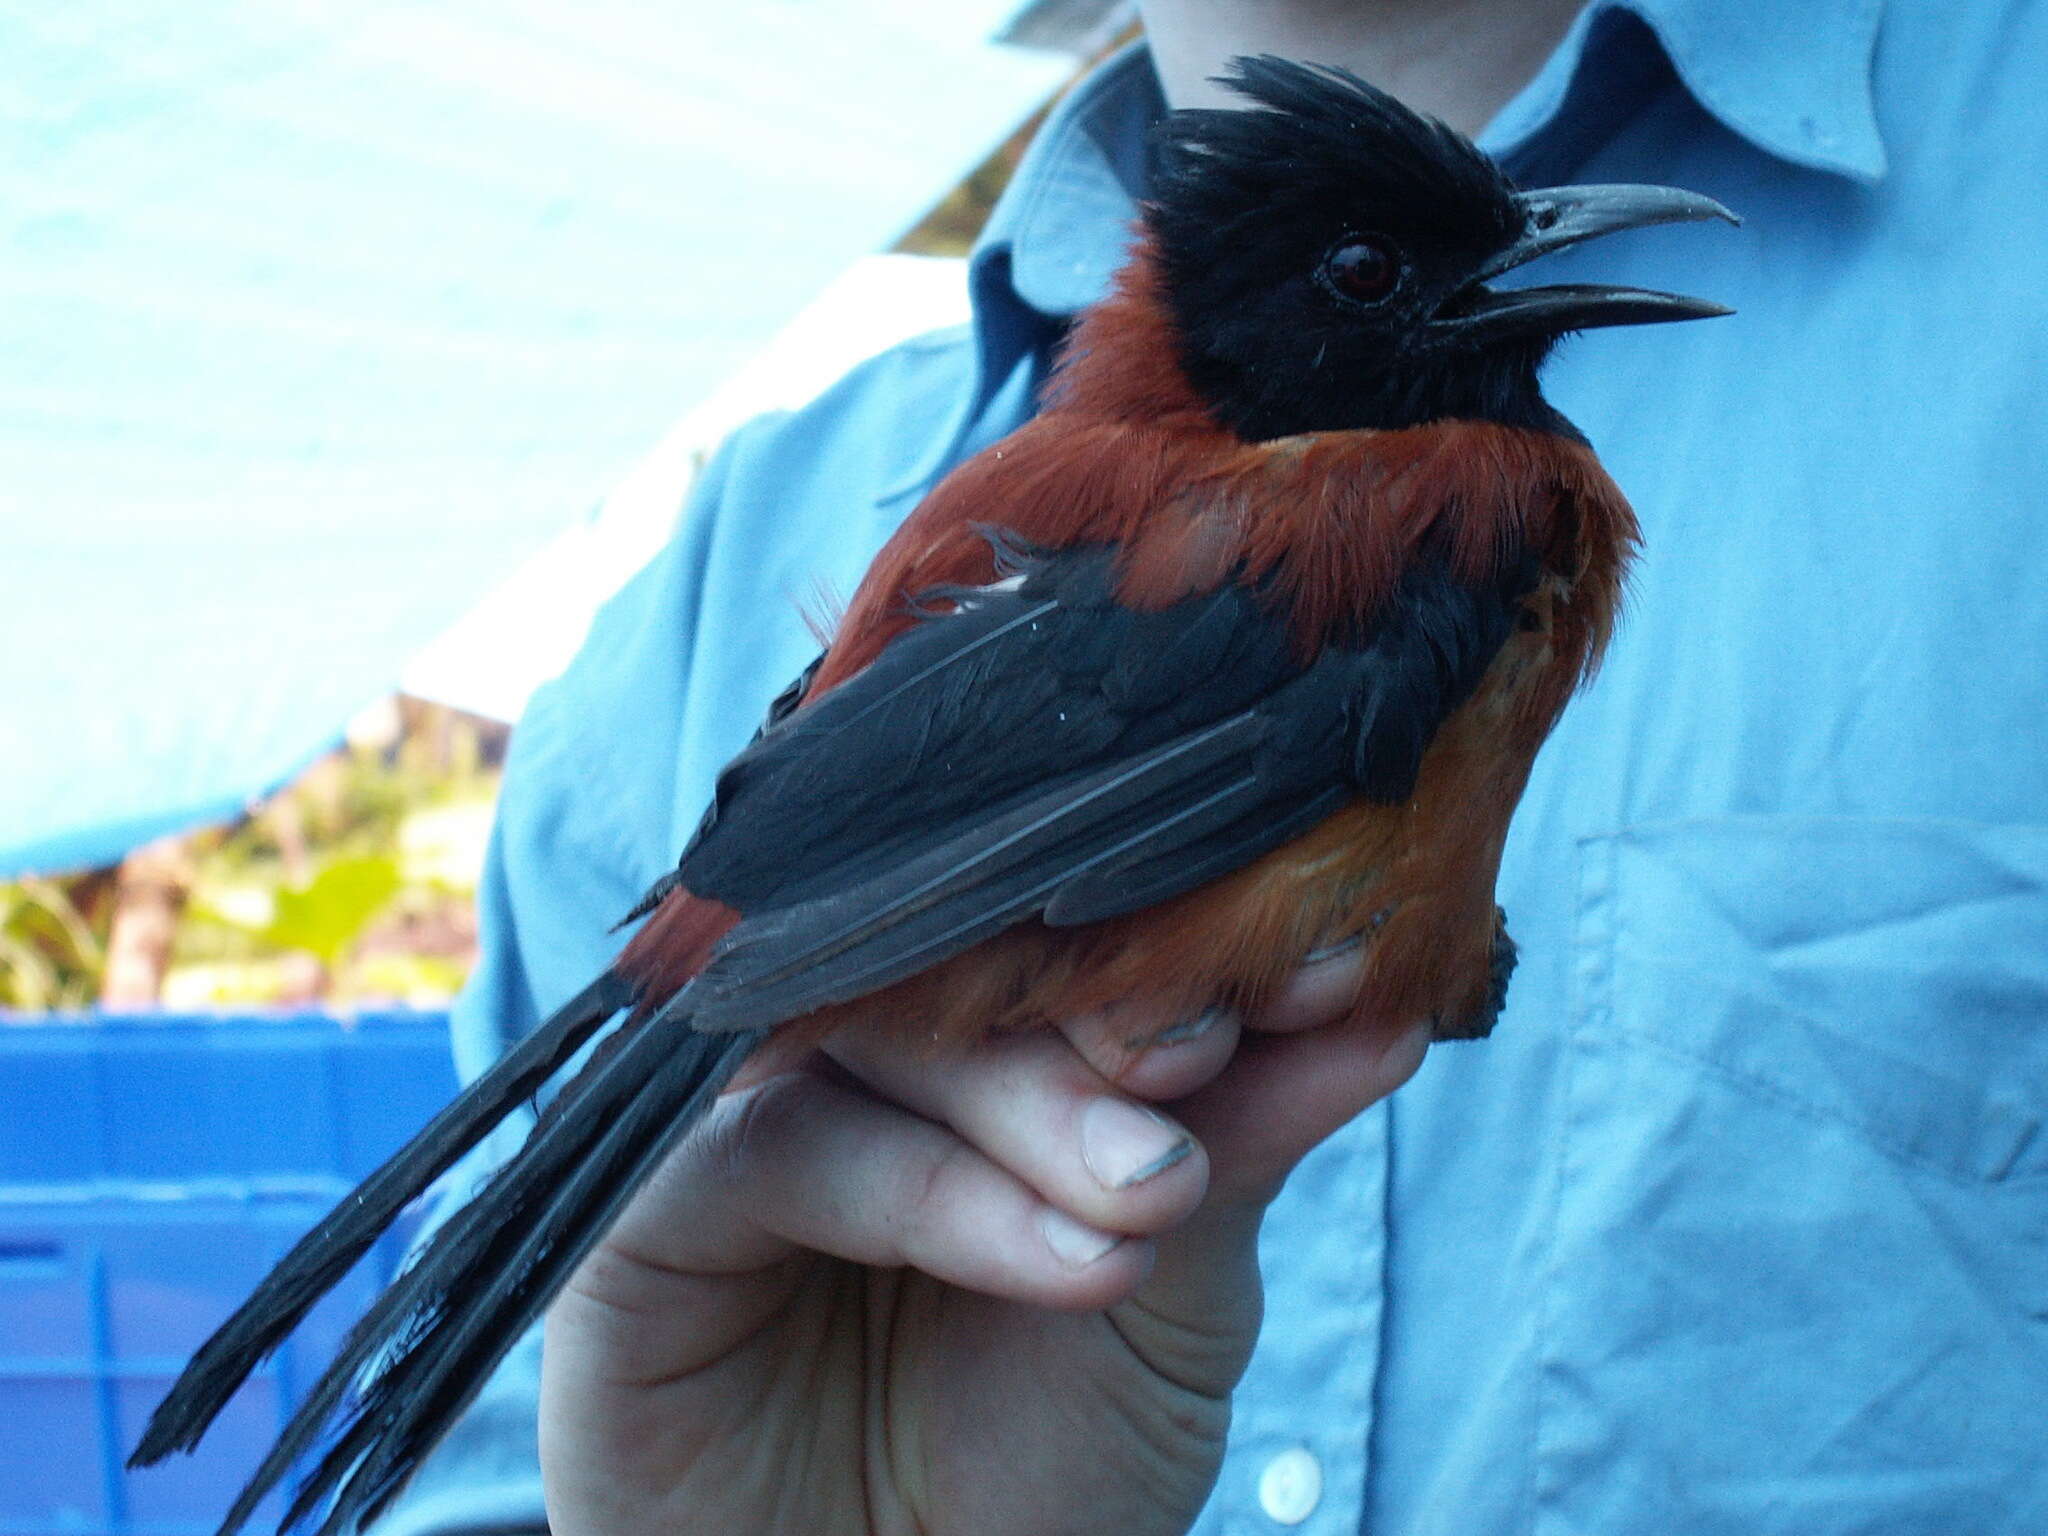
(597, 1063, 1155, 1315)
(825, 1026, 1210, 1235)
(1242, 940, 1367, 1034)
(1175, 1014, 1432, 1199)
(1096, 1006, 1428, 1404)
(722, 1027, 818, 1093)
(1056, 999, 1241, 1099)
(1058, 942, 1367, 1096)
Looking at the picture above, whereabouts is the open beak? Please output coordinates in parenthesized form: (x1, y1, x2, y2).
(1433, 183, 1740, 339)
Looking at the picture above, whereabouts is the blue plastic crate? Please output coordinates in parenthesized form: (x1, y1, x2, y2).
(0, 1014, 459, 1536)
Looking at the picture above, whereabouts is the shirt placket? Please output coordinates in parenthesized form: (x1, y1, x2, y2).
(1200, 1103, 1391, 1535)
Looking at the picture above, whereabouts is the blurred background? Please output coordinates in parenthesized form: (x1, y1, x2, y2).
(2, 0, 1145, 1016)
(0, 5, 1130, 1529)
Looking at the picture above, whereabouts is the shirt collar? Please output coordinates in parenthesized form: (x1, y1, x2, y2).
(881, 45, 1159, 503)
(1487, 0, 1888, 185)
(972, 0, 1888, 331)
(891, 3, 1885, 500)
(978, 42, 1163, 325)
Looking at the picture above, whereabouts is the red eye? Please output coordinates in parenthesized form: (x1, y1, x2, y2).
(1322, 237, 1401, 304)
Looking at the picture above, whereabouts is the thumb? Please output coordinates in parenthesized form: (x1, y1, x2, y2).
(1102, 1016, 1430, 1400)
(1176, 1014, 1432, 1201)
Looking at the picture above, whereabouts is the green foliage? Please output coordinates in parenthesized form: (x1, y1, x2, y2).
(4, 707, 499, 1014)
(259, 854, 405, 971)
(169, 702, 502, 1004)
(0, 877, 104, 1011)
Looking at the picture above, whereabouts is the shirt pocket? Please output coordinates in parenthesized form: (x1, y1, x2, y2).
(1537, 817, 2048, 1536)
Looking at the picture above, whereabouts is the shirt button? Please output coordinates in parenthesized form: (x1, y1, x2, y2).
(1257, 1447, 1323, 1525)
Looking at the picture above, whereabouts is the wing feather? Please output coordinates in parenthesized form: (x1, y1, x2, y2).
(676, 540, 1526, 1030)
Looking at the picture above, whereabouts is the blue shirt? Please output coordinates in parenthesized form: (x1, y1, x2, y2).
(381, 5, 2048, 1532)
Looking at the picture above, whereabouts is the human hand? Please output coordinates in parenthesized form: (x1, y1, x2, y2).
(539, 951, 1429, 1536)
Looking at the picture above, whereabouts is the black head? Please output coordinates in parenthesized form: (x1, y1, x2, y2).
(1148, 56, 1735, 441)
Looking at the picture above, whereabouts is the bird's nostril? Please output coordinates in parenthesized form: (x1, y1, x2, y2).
(1532, 206, 1561, 231)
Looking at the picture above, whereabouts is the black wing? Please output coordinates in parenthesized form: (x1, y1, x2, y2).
(676, 541, 1528, 1032)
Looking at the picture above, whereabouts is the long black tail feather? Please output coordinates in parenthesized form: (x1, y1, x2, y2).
(130, 971, 637, 1473)
(209, 995, 758, 1536)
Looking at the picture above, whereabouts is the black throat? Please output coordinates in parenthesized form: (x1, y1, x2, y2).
(1173, 324, 1586, 444)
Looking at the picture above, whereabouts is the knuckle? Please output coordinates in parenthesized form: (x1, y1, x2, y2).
(889, 1131, 977, 1253)
(700, 1074, 805, 1185)
(870, 1110, 1000, 1275)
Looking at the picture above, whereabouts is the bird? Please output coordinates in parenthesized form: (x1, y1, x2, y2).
(130, 55, 1735, 1535)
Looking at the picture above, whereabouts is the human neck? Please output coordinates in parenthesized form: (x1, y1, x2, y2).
(1138, 0, 1585, 138)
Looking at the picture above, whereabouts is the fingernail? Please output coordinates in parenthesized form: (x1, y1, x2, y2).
(1146, 1006, 1230, 1048)
(1040, 1207, 1121, 1268)
(1081, 1098, 1192, 1190)
(1302, 934, 1364, 967)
